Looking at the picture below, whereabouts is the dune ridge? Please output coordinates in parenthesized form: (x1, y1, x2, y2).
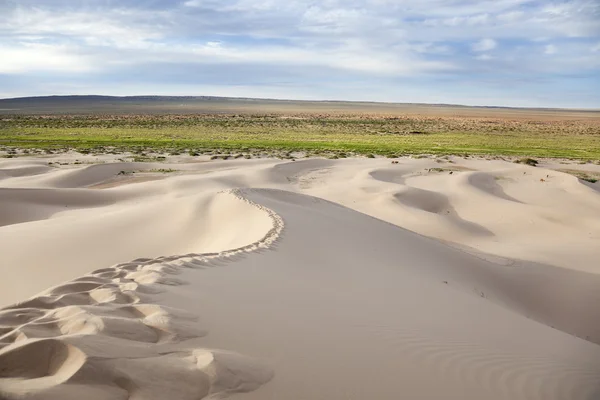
(162, 188, 600, 400)
(284, 157, 600, 273)
(1, 155, 600, 399)
(0, 189, 282, 400)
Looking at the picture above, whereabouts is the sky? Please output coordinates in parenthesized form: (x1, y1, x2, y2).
(0, 0, 599, 108)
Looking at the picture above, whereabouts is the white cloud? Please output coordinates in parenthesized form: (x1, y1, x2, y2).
(544, 44, 557, 55)
(472, 38, 497, 52)
(409, 42, 452, 54)
(0, 0, 598, 107)
(0, 43, 95, 74)
(3, 7, 165, 49)
(172, 41, 454, 76)
(497, 10, 525, 22)
(424, 13, 490, 27)
(301, 6, 366, 34)
(542, 3, 570, 17)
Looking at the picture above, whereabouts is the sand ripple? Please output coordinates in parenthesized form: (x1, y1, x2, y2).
(0, 190, 282, 400)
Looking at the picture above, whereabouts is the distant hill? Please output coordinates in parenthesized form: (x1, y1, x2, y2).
(0, 95, 597, 118)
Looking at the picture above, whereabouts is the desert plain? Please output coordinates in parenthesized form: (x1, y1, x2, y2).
(1, 98, 600, 400)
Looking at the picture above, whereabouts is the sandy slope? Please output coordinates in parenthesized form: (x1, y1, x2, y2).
(1, 155, 600, 399)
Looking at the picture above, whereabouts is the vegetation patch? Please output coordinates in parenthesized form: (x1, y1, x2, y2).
(131, 155, 166, 162)
(1, 114, 599, 160)
(147, 168, 177, 173)
(426, 167, 465, 173)
(514, 158, 539, 166)
(558, 169, 600, 183)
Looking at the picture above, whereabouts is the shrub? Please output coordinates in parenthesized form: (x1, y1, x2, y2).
(514, 158, 538, 166)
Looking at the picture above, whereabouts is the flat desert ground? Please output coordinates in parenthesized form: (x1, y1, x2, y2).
(1, 153, 600, 399)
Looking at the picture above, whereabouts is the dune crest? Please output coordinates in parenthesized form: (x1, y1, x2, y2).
(0, 190, 282, 400)
(2, 155, 600, 399)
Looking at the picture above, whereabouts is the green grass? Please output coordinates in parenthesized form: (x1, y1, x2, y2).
(1, 114, 599, 160)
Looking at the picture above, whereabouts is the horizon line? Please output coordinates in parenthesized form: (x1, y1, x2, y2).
(1, 94, 599, 112)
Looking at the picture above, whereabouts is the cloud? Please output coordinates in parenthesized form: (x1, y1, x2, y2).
(0, 43, 94, 73)
(544, 44, 557, 55)
(409, 42, 453, 55)
(497, 10, 525, 22)
(0, 0, 598, 107)
(1, 7, 167, 49)
(472, 38, 497, 52)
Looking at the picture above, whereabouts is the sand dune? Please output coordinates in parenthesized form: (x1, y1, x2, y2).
(287, 157, 600, 273)
(177, 188, 600, 400)
(0, 186, 274, 305)
(1, 155, 600, 399)
(0, 189, 279, 400)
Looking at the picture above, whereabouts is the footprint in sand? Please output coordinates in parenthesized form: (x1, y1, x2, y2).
(0, 190, 281, 400)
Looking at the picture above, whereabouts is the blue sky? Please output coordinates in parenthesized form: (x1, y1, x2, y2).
(0, 0, 599, 107)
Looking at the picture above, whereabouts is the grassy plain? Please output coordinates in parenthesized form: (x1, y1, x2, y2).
(1, 97, 599, 160)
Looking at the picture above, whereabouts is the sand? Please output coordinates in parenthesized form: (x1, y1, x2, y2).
(1, 154, 600, 399)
